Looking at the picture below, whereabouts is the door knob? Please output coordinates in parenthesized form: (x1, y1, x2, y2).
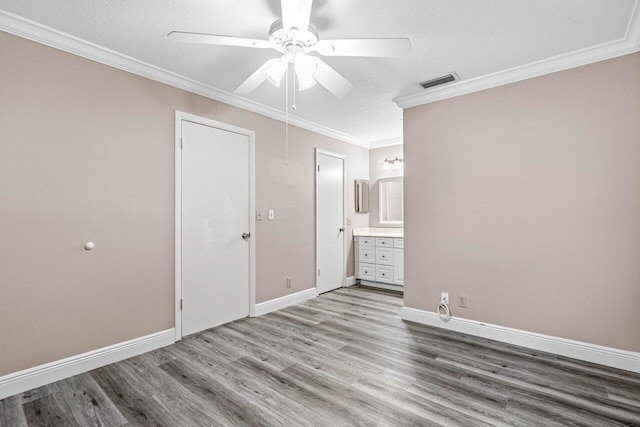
(242, 233, 251, 240)
(339, 228, 345, 232)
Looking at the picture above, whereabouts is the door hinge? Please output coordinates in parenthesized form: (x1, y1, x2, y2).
(317, 165, 320, 172)
(180, 138, 183, 149)
(318, 269, 320, 276)
(180, 298, 183, 310)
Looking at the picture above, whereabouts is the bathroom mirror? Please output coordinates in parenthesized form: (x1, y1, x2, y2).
(355, 179, 370, 213)
(379, 177, 403, 225)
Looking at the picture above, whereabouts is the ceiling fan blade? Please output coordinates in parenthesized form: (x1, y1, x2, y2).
(281, 0, 312, 31)
(234, 59, 281, 95)
(168, 31, 271, 49)
(312, 57, 354, 99)
(316, 38, 411, 57)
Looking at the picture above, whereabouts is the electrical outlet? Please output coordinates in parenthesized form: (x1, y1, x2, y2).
(256, 209, 263, 221)
(458, 295, 467, 308)
(286, 277, 292, 288)
(441, 292, 449, 305)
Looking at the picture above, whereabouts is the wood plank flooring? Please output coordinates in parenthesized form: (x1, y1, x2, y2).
(2, 285, 639, 426)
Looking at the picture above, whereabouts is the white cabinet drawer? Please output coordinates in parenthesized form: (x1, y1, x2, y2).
(359, 263, 375, 280)
(375, 247, 393, 265)
(375, 237, 393, 248)
(394, 238, 404, 248)
(359, 247, 375, 263)
(358, 237, 375, 246)
(375, 265, 394, 284)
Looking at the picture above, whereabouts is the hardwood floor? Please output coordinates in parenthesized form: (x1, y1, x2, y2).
(2, 285, 639, 426)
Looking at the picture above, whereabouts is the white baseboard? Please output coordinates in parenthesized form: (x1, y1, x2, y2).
(401, 307, 640, 373)
(0, 329, 175, 400)
(254, 288, 317, 317)
(345, 276, 356, 287)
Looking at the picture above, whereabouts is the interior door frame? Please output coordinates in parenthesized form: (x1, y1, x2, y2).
(174, 110, 256, 342)
(315, 148, 347, 295)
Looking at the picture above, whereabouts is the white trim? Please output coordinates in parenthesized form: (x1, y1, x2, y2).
(345, 276, 357, 287)
(394, 0, 640, 109)
(627, 0, 640, 50)
(401, 307, 640, 373)
(0, 329, 174, 400)
(315, 149, 348, 294)
(254, 288, 317, 317)
(0, 10, 370, 149)
(174, 114, 183, 342)
(370, 137, 403, 149)
(174, 111, 256, 341)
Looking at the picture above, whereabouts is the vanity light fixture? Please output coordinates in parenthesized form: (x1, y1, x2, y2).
(382, 157, 404, 170)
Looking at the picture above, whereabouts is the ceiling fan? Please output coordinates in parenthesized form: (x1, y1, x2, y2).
(168, 0, 411, 99)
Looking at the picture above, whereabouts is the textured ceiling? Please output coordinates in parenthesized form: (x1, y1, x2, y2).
(0, 0, 636, 143)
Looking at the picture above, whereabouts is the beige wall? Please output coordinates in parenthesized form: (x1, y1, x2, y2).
(369, 145, 404, 227)
(404, 53, 640, 352)
(0, 31, 368, 376)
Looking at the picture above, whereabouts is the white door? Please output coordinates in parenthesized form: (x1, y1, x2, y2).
(181, 120, 250, 336)
(316, 151, 345, 294)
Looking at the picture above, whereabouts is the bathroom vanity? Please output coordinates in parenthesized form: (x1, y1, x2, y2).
(354, 228, 404, 292)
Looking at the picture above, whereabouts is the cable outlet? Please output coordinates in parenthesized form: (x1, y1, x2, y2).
(441, 292, 449, 305)
(286, 277, 292, 288)
(458, 295, 467, 308)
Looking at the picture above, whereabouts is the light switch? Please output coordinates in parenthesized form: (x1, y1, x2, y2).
(256, 210, 263, 221)
(347, 217, 352, 225)
(268, 209, 275, 220)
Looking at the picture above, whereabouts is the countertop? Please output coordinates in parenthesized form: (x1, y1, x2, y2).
(353, 227, 404, 238)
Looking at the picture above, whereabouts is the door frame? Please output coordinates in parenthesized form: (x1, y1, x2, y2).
(174, 110, 256, 342)
(315, 148, 347, 295)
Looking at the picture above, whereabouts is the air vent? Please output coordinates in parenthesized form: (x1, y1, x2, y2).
(419, 73, 458, 90)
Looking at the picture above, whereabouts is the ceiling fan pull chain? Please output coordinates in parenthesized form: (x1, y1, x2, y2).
(292, 69, 297, 111)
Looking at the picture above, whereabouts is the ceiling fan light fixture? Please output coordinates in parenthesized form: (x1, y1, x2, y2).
(297, 74, 317, 91)
(262, 58, 287, 87)
(294, 53, 318, 90)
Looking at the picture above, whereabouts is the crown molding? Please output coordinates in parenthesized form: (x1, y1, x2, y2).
(394, 0, 640, 109)
(370, 137, 403, 149)
(628, 0, 640, 50)
(0, 10, 371, 149)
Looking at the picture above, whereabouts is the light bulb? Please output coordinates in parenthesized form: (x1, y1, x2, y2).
(382, 159, 391, 170)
